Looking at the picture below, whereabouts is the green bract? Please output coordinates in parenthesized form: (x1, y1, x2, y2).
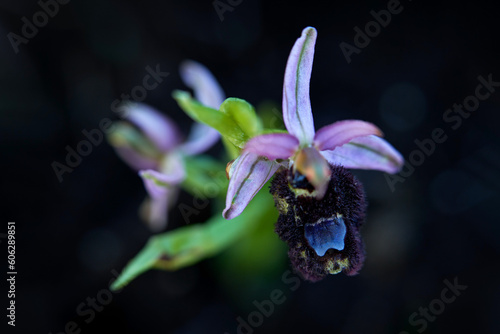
(173, 90, 264, 150)
(220, 97, 263, 138)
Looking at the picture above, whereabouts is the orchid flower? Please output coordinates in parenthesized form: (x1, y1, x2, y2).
(223, 27, 403, 220)
(109, 61, 224, 231)
(109, 28, 406, 290)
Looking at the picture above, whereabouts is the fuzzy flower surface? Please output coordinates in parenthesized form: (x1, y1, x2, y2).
(271, 163, 367, 280)
(223, 27, 404, 220)
(109, 61, 224, 231)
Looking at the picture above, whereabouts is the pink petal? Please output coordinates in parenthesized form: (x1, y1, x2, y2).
(179, 60, 225, 109)
(282, 27, 317, 144)
(139, 169, 179, 199)
(139, 187, 179, 232)
(138, 154, 185, 231)
(320, 135, 404, 174)
(157, 152, 186, 184)
(178, 123, 220, 156)
(314, 120, 383, 151)
(244, 133, 299, 161)
(124, 102, 183, 152)
(223, 152, 280, 219)
(113, 145, 159, 171)
(139, 153, 185, 197)
(138, 171, 173, 232)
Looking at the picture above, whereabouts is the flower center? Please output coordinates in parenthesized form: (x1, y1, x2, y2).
(289, 170, 314, 191)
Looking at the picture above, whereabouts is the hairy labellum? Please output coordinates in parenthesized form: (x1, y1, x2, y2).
(271, 164, 366, 282)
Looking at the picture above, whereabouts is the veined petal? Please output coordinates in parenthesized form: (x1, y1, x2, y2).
(178, 123, 220, 156)
(314, 120, 383, 151)
(180, 60, 225, 109)
(124, 102, 183, 152)
(139, 152, 186, 197)
(223, 152, 280, 219)
(244, 133, 299, 160)
(282, 27, 317, 144)
(139, 169, 182, 199)
(320, 135, 404, 174)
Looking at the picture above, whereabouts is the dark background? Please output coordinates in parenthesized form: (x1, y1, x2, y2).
(1, 0, 500, 333)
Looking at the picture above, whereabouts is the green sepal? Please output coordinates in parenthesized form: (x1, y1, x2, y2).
(262, 128, 288, 134)
(222, 137, 241, 160)
(173, 91, 265, 152)
(173, 90, 248, 148)
(219, 98, 263, 138)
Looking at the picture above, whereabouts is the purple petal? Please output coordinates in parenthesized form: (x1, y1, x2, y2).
(138, 171, 171, 232)
(244, 133, 299, 160)
(139, 169, 181, 199)
(137, 154, 185, 231)
(113, 145, 159, 171)
(320, 135, 404, 174)
(139, 187, 179, 232)
(139, 153, 185, 195)
(282, 27, 317, 144)
(159, 152, 187, 182)
(178, 123, 220, 156)
(223, 152, 280, 219)
(314, 120, 383, 151)
(180, 60, 225, 109)
(124, 102, 182, 152)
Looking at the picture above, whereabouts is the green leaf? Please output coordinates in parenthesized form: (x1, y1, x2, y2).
(182, 155, 227, 198)
(110, 188, 277, 291)
(220, 98, 263, 137)
(173, 90, 248, 148)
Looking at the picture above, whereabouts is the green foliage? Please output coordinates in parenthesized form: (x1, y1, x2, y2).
(111, 188, 278, 291)
(219, 98, 263, 137)
(173, 91, 264, 150)
(110, 92, 290, 292)
(182, 155, 227, 198)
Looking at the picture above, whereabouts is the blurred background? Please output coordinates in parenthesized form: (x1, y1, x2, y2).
(1, 0, 500, 333)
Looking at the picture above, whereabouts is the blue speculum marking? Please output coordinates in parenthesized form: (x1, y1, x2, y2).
(304, 216, 346, 256)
